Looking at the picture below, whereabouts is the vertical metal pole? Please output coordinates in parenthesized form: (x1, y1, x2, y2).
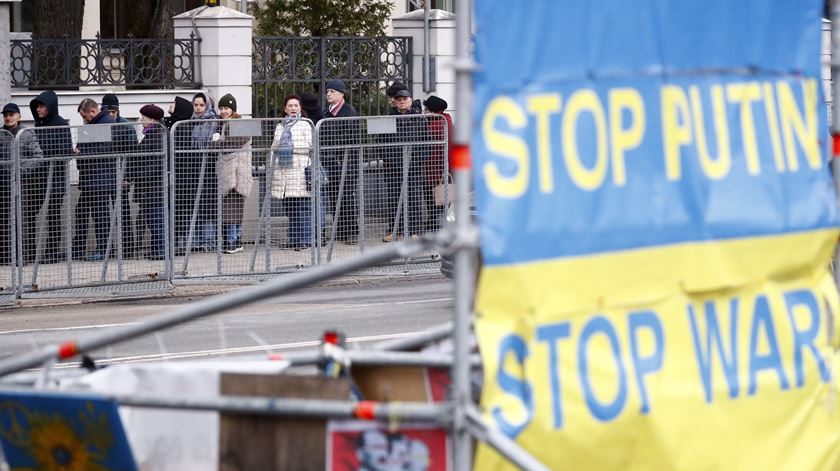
(832, 1, 840, 287)
(452, 0, 474, 468)
(423, 0, 431, 92)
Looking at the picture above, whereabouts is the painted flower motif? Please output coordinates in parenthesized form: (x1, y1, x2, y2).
(29, 417, 107, 471)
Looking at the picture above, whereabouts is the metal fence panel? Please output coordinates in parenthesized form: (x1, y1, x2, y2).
(314, 114, 449, 267)
(15, 122, 169, 294)
(0, 129, 14, 297)
(170, 117, 318, 280)
(252, 36, 412, 117)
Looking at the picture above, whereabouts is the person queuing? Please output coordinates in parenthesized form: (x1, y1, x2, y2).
(29, 91, 70, 264)
(320, 79, 360, 244)
(165, 96, 195, 256)
(271, 94, 315, 251)
(74, 98, 117, 262)
(127, 105, 167, 260)
(210, 94, 253, 254)
(101, 93, 139, 258)
(423, 95, 454, 232)
(190, 92, 220, 252)
(0, 103, 43, 264)
(382, 88, 426, 242)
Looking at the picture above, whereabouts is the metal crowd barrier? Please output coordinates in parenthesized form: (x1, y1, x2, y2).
(1, 115, 449, 296)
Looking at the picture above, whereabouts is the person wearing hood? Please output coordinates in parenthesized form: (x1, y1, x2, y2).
(29, 90, 71, 264)
(190, 92, 220, 252)
(73, 98, 117, 262)
(166, 96, 196, 255)
(101, 94, 138, 258)
(0, 103, 43, 264)
(300, 92, 323, 125)
(128, 105, 167, 260)
(209, 94, 253, 254)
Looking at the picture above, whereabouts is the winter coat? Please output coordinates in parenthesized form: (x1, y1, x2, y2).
(426, 112, 454, 185)
(318, 101, 359, 168)
(0, 124, 44, 182)
(190, 94, 220, 217)
(29, 90, 70, 195)
(270, 117, 313, 199)
(384, 107, 428, 171)
(77, 109, 117, 192)
(127, 123, 167, 199)
(210, 113, 253, 197)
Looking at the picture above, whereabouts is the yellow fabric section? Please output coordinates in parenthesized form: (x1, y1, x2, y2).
(475, 230, 840, 470)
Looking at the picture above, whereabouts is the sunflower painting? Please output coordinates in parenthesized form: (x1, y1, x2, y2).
(0, 391, 136, 470)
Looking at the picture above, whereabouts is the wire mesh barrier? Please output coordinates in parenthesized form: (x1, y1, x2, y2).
(1, 116, 447, 294)
(12, 122, 169, 295)
(314, 114, 450, 267)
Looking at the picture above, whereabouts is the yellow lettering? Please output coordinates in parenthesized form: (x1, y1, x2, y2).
(762, 82, 786, 172)
(527, 94, 562, 194)
(661, 85, 693, 181)
(562, 89, 608, 191)
(608, 88, 645, 186)
(689, 85, 731, 180)
(482, 96, 529, 198)
(777, 79, 820, 171)
(726, 82, 762, 175)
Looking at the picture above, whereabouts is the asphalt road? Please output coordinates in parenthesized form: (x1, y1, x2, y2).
(0, 277, 454, 369)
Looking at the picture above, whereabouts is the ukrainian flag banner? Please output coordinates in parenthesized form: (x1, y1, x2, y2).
(472, 1, 840, 469)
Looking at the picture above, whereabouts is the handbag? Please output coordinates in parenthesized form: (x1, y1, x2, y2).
(433, 173, 454, 206)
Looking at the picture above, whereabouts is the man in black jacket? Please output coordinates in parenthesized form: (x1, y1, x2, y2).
(74, 98, 117, 262)
(166, 96, 196, 255)
(29, 91, 70, 264)
(102, 94, 139, 258)
(320, 79, 360, 243)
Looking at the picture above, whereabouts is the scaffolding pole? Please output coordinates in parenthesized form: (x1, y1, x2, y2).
(831, 1, 840, 289)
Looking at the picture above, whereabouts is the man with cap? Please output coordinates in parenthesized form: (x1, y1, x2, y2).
(423, 95, 454, 232)
(102, 93, 139, 258)
(386, 81, 422, 114)
(127, 105, 167, 260)
(0, 103, 43, 264)
(29, 90, 71, 263)
(320, 79, 360, 243)
(382, 87, 426, 241)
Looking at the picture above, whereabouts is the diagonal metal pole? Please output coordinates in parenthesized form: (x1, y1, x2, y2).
(464, 405, 550, 471)
(0, 235, 440, 378)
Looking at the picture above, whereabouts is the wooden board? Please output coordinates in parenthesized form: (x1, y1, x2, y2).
(219, 373, 351, 471)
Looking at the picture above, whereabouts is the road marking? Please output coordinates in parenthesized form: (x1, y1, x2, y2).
(0, 323, 138, 336)
(52, 331, 421, 368)
(0, 298, 453, 336)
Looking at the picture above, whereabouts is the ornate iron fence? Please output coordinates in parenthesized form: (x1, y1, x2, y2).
(10, 35, 201, 89)
(252, 36, 413, 118)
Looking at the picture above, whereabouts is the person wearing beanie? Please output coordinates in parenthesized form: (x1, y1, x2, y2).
(189, 92, 220, 252)
(210, 93, 253, 254)
(101, 93, 139, 258)
(128, 104, 167, 260)
(386, 81, 422, 114)
(218, 93, 237, 113)
(321, 79, 360, 243)
(423, 95, 454, 232)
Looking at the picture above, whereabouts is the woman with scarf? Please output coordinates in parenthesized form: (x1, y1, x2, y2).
(270, 94, 316, 250)
(210, 94, 253, 254)
(190, 92, 219, 252)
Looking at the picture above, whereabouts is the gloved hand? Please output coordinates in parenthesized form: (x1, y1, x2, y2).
(211, 132, 221, 142)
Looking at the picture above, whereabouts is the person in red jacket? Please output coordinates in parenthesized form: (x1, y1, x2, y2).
(423, 95, 453, 232)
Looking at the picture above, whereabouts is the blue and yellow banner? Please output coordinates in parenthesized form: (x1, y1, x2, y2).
(472, 1, 840, 469)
